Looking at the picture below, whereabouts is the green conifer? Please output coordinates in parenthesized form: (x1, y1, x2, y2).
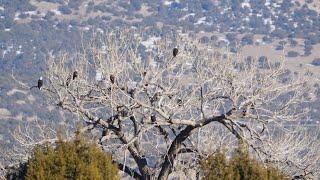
(20, 132, 118, 180)
(201, 143, 288, 180)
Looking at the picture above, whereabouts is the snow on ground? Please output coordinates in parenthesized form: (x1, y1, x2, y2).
(16, 50, 23, 55)
(163, 0, 180, 6)
(182, 7, 188, 11)
(16, 100, 26, 105)
(194, 17, 212, 25)
(272, 3, 281, 8)
(51, 9, 62, 16)
(7, 88, 28, 96)
(241, 0, 251, 9)
(180, 13, 195, 21)
(263, 18, 275, 31)
(164, 1, 173, 6)
(14, 11, 39, 20)
(100, 45, 107, 54)
(97, 28, 104, 34)
(14, 12, 21, 21)
(26, 11, 38, 15)
(141, 36, 161, 52)
(217, 36, 228, 42)
(265, 0, 271, 7)
(16, 45, 23, 55)
(2, 45, 13, 58)
(83, 26, 91, 31)
(0, 108, 11, 116)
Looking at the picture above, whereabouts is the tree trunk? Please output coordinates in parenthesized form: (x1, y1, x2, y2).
(157, 125, 196, 180)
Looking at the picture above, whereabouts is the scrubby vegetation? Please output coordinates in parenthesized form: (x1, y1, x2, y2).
(7, 132, 118, 180)
(201, 143, 288, 180)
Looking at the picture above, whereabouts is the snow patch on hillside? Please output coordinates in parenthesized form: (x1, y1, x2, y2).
(51, 9, 62, 16)
(194, 17, 212, 25)
(241, 0, 251, 9)
(141, 36, 161, 51)
(163, 0, 180, 6)
(180, 13, 195, 21)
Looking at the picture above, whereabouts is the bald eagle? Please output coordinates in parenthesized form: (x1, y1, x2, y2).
(173, 47, 178, 57)
(66, 71, 77, 87)
(110, 75, 115, 84)
(72, 71, 78, 80)
(38, 76, 43, 90)
(151, 114, 156, 122)
(30, 76, 43, 90)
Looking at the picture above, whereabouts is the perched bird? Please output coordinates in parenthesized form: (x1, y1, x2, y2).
(150, 92, 159, 104)
(57, 101, 63, 107)
(66, 71, 77, 87)
(37, 76, 43, 90)
(142, 71, 147, 77)
(177, 98, 183, 106)
(226, 108, 246, 120)
(117, 106, 128, 117)
(140, 155, 148, 166)
(72, 70, 78, 80)
(173, 47, 178, 57)
(66, 77, 71, 86)
(151, 114, 156, 122)
(128, 88, 135, 98)
(241, 109, 247, 117)
(110, 75, 115, 84)
(120, 86, 128, 92)
(30, 76, 44, 90)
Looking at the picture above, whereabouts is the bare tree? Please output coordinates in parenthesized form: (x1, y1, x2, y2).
(0, 118, 62, 179)
(4, 29, 319, 179)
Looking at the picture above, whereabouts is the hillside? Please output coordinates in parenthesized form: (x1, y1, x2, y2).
(0, 0, 319, 159)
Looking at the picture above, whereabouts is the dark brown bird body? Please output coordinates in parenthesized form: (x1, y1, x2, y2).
(173, 47, 178, 57)
(66, 71, 78, 86)
(151, 115, 156, 122)
(72, 71, 78, 80)
(110, 75, 115, 84)
(37, 77, 43, 90)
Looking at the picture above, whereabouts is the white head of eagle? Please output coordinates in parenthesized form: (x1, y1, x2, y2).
(38, 76, 43, 90)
